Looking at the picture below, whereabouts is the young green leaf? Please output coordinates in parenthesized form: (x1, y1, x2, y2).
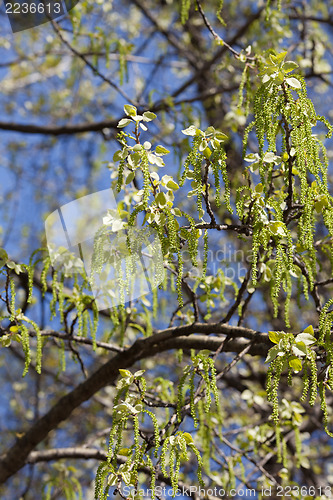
(285, 77, 301, 89)
(124, 104, 137, 117)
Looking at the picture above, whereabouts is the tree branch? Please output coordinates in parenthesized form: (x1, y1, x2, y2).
(0, 323, 270, 483)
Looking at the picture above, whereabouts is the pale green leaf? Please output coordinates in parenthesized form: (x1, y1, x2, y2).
(286, 77, 301, 89)
(118, 118, 132, 128)
(268, 331, 283, 344)
(142, 111, 157, 122)
(294, 332, 316, 346)
(289, 356, 302, 372)
(155, 145, 170, 155)
(156, 192, 167, 208)
(124, 104, 137, 117)
(282, 61, 298, 73)
(265, 345, 281, 363)
(182, 125, 197, 136)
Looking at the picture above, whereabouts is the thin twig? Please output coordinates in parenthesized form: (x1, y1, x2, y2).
(50, 20, 136, 105)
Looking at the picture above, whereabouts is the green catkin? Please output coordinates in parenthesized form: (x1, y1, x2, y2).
(308, 349, 318, 406)
(145, 455, 156, 499)
(114, 253, 126, 315)
(188, 443, 205, 487)
(174, 449, 181, 492)
(265, 0, 271, 20)
(251, 226, 260, 286)
(179, 138, 199, 186)
(271, 244, 284, 317)
(239, 458, 246, 483)
(9, 277, 16, 321)
(57, 277, 65, 323)
(283, 272, 292, 328)
(176, 248, 183, 307)
(139, 375, 147, 400)
(44, 484, 52, 500)
(319, 299, 333, 343)
(82, 309, 89, 338)
(267, 355, 285, 424)
(208, 357, 219, 405)
(179, 434, 189, 461)
(329, 364, 333, 390)
(143, 410, 160, 457)
(227, 457, 236, 490)
(116, 157, 125, 193)
(197, 399, 210, 469)
(185, 214, 199, 266)
(238, 65, 248, 110)
(211, 156, 221, 208)
(235, 186, 249, 220)
(109, 304, 120, 328)
(107, 420, 121, 464)
(242, 121, 255, 158)
(180, 0, 191, 24)
(319, 382, 333, 437)
(141, 150, 150, 208)
(34, 321, 42, 374)
(177, 348, 183, 363)
(160, 438, 169, 477)
(202, 229, 208, 280)
(114, 421, 124, 464)
(201, 360, 212, 413)
(194, 162, 204, 217)
(216, 0, 225, 25)
(24, 318, 42, 374)
(300, 362, 309, 402)
(94, 462, 110, 500)
(21, 324, 31, 376)
(275, 424, 282, 463)
(166, 210, 178, 255)
(40, 257, 51, 295)
(217, 151, 232, 213)
(22, 264, 33, 304)
(210, 146, 231, 211)
(50, 271, 58, 319)
(118, 42, 126, 85)
(76, 296, 84, 336)
(169, 445, 176, 492)
(189, 368, 198, 427)
(128, 203, 146, 227)
(133, 415, 140, 464)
